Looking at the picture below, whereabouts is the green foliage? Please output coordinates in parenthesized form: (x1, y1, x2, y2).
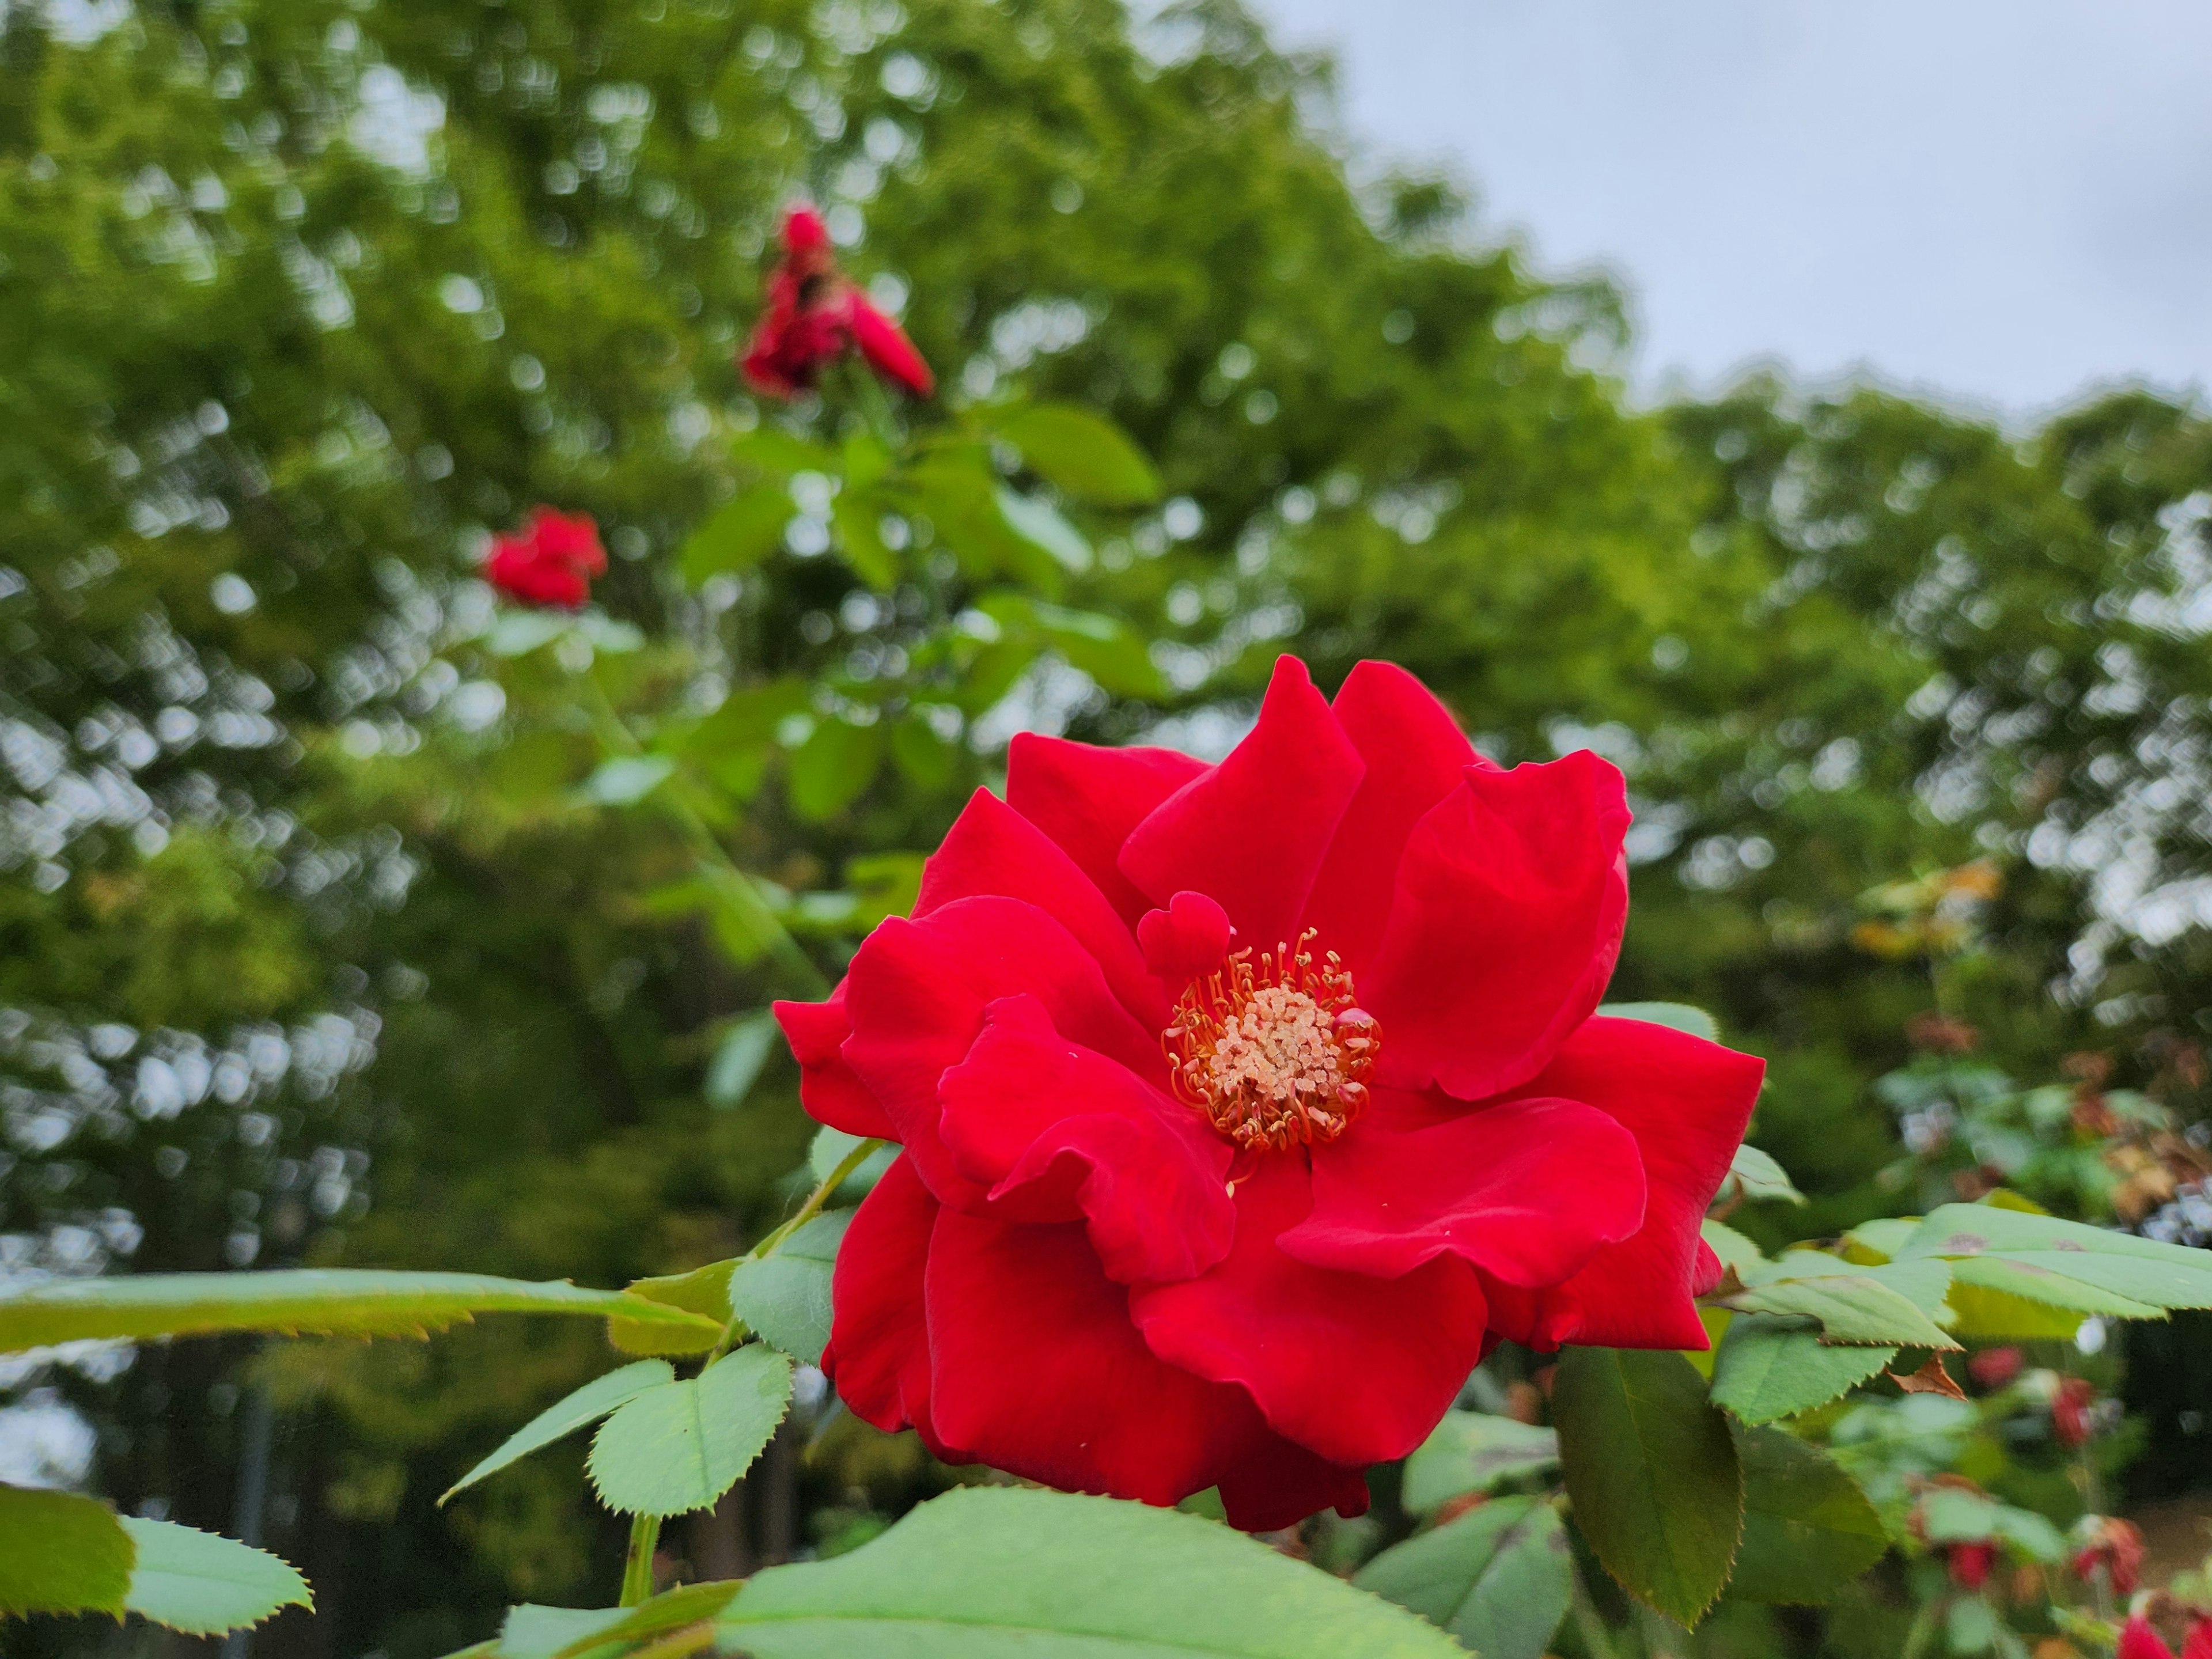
(1726, 1427, 1888, 1606)
(585, 1346, 792, 1518)
(1397, 1410, 1560, 1513)
(116, 1516, 315, 1636)
(0, 1270, 721, 1350)
(0, 1489, 309, 1634)
(1554, 1346, 1744, 1626)
(717, 1486, 1464, 1658)
(1354, 1495, 1573, 1659)
(0, 1485, 134, 1617)
(725, 1211, 850, 1368)
(1709, 1317, 1897, 1425)
(442, 1361, 678, 1507)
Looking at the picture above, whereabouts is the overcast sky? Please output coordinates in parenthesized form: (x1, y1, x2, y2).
(1246, 0, 2212, 420)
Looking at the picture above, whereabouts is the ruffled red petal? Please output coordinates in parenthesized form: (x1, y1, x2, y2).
(844, 293, 934, 397)
(840, 896, 1159, 1208)
(1006, 734, 1207, 927)
(1130, 1156, 1490, 1466)
(917, 788, 1166, 1029)
(1279, 1093, 1645, 1286)
(823, 1152, 938, 1440)
(1482, 1016, 1764, 1351)
(772, 982, 896, 1139)
(1361, 751, 1630, 1100)
(924, 1209, 1255, 1508)
(1215, 1437, 1372, 1532)
(1301, 660, 1488, 973)
(1136, 890, 1233, 984)
(936, 994, 1233, 1283)
(1119, 656, 1365, 953)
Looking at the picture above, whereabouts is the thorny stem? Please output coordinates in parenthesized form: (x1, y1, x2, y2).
(707, 1137, 885, 1362)
(577, 668, 827, 998)
(620, 1512, 661, 1607)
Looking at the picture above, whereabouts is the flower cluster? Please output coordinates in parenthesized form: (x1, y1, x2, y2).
(741, 206, 933, 400)
(485, 507, 606, 609)
(2123, 1613, 2212, 1659)
(777, 656, 1764, 1528)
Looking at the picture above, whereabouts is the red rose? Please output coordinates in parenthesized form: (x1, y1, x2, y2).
(1967, 1346, 2023, 1389)
(777, 657, 1764, 1529)
(2121, 1616, 2212, 1659)
(741, 206, 933, 400)
(484, 506, 606, 608)
(1946, 1540, 1997, 1591)
(2052, 1375, 2097, 1447)
(2072, 1517, 2145, 1597)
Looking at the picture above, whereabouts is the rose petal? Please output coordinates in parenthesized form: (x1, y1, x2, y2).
(1131, 1156, 1491, 1466)
(1361, 751, 1631, 1100)
(1481, 1015, 1764, 1351)
(842, 896, 1161, 1208)
(1119, 656, 1366, 953)
(1137, 890, 1234, 985)
(925, 1209, 1254, 1508)
(773, 982, 897, 1140)
(1006, 733, 1208, 927)
(824, 1153, 939, 1440)
(918, 787, 1166, 1028)
(1301, 660, 1490, 973)
(937, 994, 1234, 1283)
(1216, 1439, 1372, 1533)
(843, 292, 935, 397)
(1279, 1094, 1646, 1285)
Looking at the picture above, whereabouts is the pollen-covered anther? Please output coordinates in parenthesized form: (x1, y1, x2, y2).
(1162, 929, 1380, 1152)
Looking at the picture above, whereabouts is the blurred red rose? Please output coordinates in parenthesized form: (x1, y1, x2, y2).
(1947, 1540, 1997, 1591)
(2072, 1516, 2145, 1596)
(741, 206, 933, 400)
(1968, 1346, 2023, 1389)
(777, 655, 1764, 1529)
(2119, 1615, 2212, 1659)
(2052, 1376, 2098, 1447)
(484, 506, 605, 608)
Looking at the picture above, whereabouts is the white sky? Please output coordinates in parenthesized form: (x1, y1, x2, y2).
(1247, 0, 2212, 419)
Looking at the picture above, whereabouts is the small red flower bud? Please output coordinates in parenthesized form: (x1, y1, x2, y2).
(1967, 1346, 2023, 1389)
(741, 205, 933, 400)
(485, 507, 605, 609)
(1947, 1540, 1997, 1591)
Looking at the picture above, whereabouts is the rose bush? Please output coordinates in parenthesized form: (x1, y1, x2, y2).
(776, 654, 1765, 1528)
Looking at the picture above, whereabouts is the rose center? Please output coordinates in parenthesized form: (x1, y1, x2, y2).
(1162, 929, 1379, 1152)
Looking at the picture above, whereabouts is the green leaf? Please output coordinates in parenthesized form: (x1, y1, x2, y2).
(1727, 1144, 1805, 1206)
(832, 495, 900, 588)
(1941, 1279, 2090, 1342)
(992, 403, 1163, 505)
(1840, 1218, 1918, 1264)
(1595, 1001, 1719, 1040)
(808, 1127, 897, 1194)
(1722, 1258, 1959, 1350)
(0, 1270, 722, 1352)
(586, 1346, 793, 1517)
(1725, 1426, 1887, 1605)
(731, 426, 835, 480)
(1400, 1411, 1560, 1513)
(1709, 1316, 1896, 1425)
(1948, 1592, 2000, 1655)
(487, 611, 571, 657)
(1897, 1203, 2212, 1312)
(0, 1484, 133, 1616)
(441, 1361, 676, 1505)
(889, 713, 958, 790)
(706, 1010, 781, 1109)
(577, 755, 675, 807)
(786, 717, 884, 821)
(500, 1582, 741, 1659)
(996, 487, 1092, 573)
(681, 485, 790, 584)
(119, 1517, 312, 1635)
(1354, 1495, 1571, 1659)
(727, 1212, 851, 1366)
(1028, 600, 1166, 699)
(680, 678, 811, 801)
(1553, 1346, 1743, 1627)
(607, 1262, 735, 1359)
(719, 1485, 1463, 1657)
(1701, 1218, 1767, 1276)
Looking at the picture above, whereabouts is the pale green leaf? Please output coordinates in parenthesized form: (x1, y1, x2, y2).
(487, 612, 571, 657)
(587, 1346, 792, 1516)
(441, 1361, 676, 1505)
(120, 1517, 312, 1635)
(499, 1582, 741, 1659)
(786, 718, 884, 821)
(726, 1213, 851, 1367)
(1355, 1495, 1571, 1659)
(1595, 1001, 1718, 1040)
(0, 1484, 132, 1616)
(1728, 1144, 1805, 1206)
(1709, 1317, 1896, 1425)
(607, 1262, 735, 1358)
(1400, 1411, 1560, 1513)
(681, 486, 790, 584)
(706, 1012, 781, 1109)
(1725, 1427, 1887, 1604)
(993, 403, 1162, 506)
(996, 487, 1092, 573)
(578, 755, 675, 807)
(720, 1484, 1463, 1657)
(0, 1270, 721, 1352)
(1700, 1218, 1766, 1276)
(1898, 1203, 2212, 1312)
(1553, 1346, 1743, 1627)
(1723, 1258, 1959, 1350)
